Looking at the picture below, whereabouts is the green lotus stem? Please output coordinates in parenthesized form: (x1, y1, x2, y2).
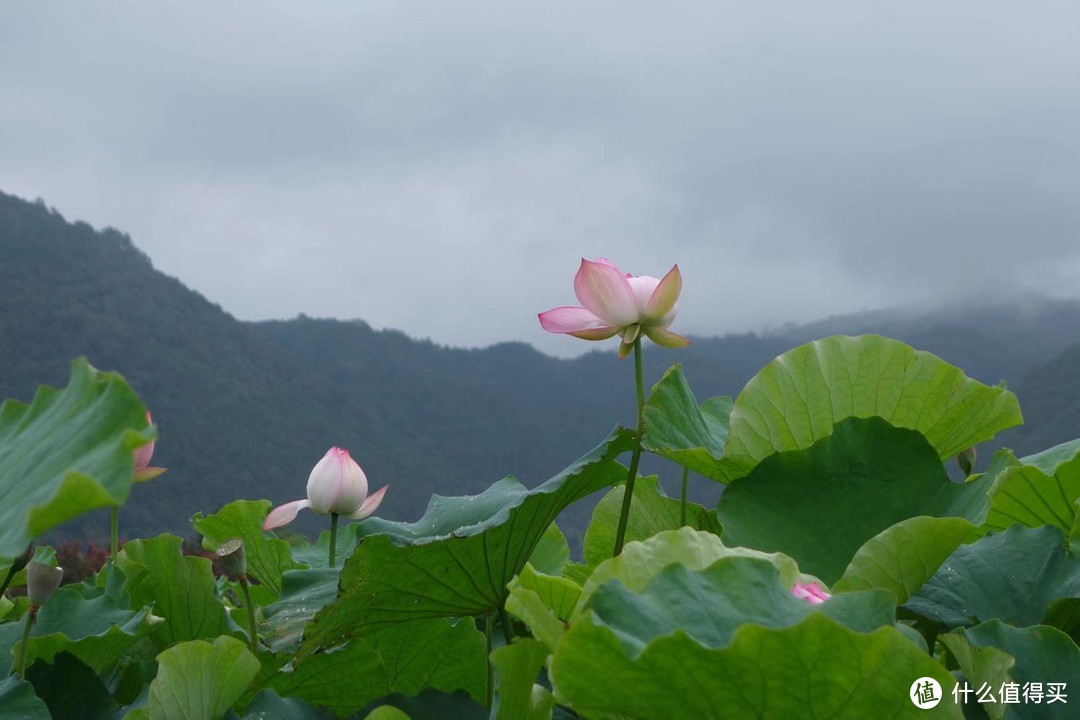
(329, 512, 339, 568)
(15, 608, 35, 678)
(499, 606, 514, 645)
(613, 337, 645, 557)
(485, 612, 494, 710)
(680, 467, 689, 526)
(110, 506, 120, 557)
(0, 566, 14, 599)
(240, 577, 259, 654)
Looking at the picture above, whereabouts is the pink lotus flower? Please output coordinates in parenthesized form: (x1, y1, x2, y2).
(133, 411, 166, 482)
(539, 258, 689, 357)
(791, 582, 831, 605)
(263, 447, 388, 530)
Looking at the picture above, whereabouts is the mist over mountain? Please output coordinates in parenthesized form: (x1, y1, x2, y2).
(2, 189, 1077, 547)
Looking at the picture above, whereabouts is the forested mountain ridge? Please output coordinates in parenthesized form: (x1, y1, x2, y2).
(2, 189, 1078, 543)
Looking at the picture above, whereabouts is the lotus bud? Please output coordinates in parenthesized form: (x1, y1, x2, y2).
(791, 581, 830, 605)
(956, 446, 976, 476)
(263, 446, 389, 530)
(216, 538, 247, 580)
(26, 561, 64, 607)
(133, 411, 167, 482)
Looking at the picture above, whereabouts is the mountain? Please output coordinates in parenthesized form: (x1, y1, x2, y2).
(998, 342, 1080, 456)
(3, 189, 1079, 547)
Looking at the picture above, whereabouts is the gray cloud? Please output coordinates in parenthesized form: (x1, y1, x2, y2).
(2, 1, 1078, 355)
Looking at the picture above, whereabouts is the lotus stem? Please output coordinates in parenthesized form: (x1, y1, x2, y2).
(329, 512, 339, 568)
(15, 607, 35, 678)
(0, 566, 14, 599)
(240, 577, 259, 654)
(613, 337, 645, 556)
(680, 467, 689, 526)
(110, 506, 120, 557)
(485, 612, 494, 710)
(499, 605, 514, 645)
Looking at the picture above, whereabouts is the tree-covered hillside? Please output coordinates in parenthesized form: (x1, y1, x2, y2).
(999, 342, 1080, 455)
(3, 189, 1078, 545)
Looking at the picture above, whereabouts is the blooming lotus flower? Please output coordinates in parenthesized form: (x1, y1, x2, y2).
(539, 258, 689, 358)
(791, 582, 831, 605)
(133, 411, 166, 482)
(263, 447, 388, 530)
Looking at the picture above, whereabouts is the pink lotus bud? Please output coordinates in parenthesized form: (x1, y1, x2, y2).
(791, 582, 830, 605)
(133, 411, 166, 482)
(27, 561, 64, 606)
(306, 447, 369, 515)
(539, 258, 690, 357)
(263, 447, 389, 530)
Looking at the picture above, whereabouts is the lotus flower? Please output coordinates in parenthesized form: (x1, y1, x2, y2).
(791, 582, 831, 605)
(133, 411, 166, 482)
(264, 447, 388, 530)
(539, 258, 689, 357)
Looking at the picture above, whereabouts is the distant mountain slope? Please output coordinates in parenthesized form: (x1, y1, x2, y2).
(2, 189, 1078, 544)
(998, 343, 1080, 456)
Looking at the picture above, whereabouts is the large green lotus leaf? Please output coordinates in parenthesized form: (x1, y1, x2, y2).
(0, 595, 14, 621)
(641, 365, 731, 480)
(581, 476, 721, 567)
(718, 335, 1022, 483)
(192, 499, 299, 604)
(941, 620, 1080, 720)
(718, 417, 994, 584)
(490, 638, 555, 720)
(904, 525, 1080, 631)
(289, 524, 363, 570)
(1073, 500, 1080, 555)
(25, 651, 115, 720)
(261, 568, 339, 654)
(362, 708, 412, 720)
(552, 612, 962, 719)
(584, 559, 896, 657)
(299, 430, 632, 653)
(147, 636, 260, 720)
(0, 673, 51, 719)
(513, 563, 581, 623)
(835, 516, 976, 603)
(264, 639, 390, 717)
(111, 657, 157, 710)
(505, 574, 570, 651)
(116, 535, 238, 649)
(575, 527, 806, 621)
(368, 617, 486, 703)
(240, 690, 325, 720)
(560, 561, 591, 587)
(985, 439, 1080, 535)
(368, 689, 487, 720)
(938, 635, 1014, 720)
(0, 358, 153, 562)
(1, 563, 158, 675)
(527, 523, 569, 577)
(503, 563, 583, 651)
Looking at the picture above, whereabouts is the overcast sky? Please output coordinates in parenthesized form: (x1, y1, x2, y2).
(2, 2, 1079, 356)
